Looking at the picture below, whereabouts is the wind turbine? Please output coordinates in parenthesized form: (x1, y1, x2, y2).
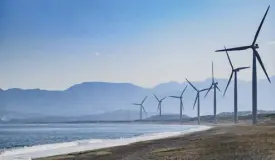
(132, 96, 147, 120)
(216, 6, 271, 124)
(204, 61, 221, 124)
(153, 94, 167, 116)
(186, 79, 212, 125)
(223, 47, 250, 124)
(169, 85, 188, 122)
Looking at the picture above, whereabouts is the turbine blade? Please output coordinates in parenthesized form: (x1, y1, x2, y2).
(181, 85, 188, 97)
(132, 103, 140, 105)
(185, 79, 198, 91)
(142, 105, 147, 116)
(153, 94, 160, 102)
(200, 87, 212, 92)
(157, 103, 160, 110)
(216, 85, 221, 92)
(216, 46, 250, 52)
(160, 96, 167, 101)
(225, 46, 234, 69)
(236, 66, 250, 71)
(204, 84, 213, 98)
(170, 96, 180, 98)
(223, 72, 234, 97)
(254, 49, 271, 83)
(252, 5, 270, 45)
(193, 94, 198, 110)
(181, 100, 184, 111)
(141, 96, 147, 104)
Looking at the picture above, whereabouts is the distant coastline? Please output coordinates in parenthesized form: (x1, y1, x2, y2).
(2, 111, 274, 124)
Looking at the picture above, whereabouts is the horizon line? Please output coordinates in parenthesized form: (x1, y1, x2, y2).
(0, 75, 273, 91)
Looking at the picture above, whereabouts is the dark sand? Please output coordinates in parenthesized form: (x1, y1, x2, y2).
(39, 120, 275, 160)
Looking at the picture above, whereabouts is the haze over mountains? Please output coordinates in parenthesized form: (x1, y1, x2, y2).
(0, 76, 274, 122)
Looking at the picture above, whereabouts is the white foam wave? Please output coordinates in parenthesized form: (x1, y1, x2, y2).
(0, 125, 211, 160)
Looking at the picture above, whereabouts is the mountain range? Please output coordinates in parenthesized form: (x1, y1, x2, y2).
(0, 76, 274, 122)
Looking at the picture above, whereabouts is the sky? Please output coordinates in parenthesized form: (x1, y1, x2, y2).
(0, 0, 274, 90)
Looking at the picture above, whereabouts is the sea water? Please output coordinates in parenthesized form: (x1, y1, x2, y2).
(0, 123, 211, 159)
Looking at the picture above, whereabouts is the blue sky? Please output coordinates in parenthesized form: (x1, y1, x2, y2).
(0, 0, 274, 90)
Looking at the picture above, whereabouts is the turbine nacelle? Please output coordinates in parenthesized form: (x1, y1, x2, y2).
(254, 44, 259, 49)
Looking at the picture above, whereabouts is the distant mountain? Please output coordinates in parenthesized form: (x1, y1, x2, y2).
(0, 82, 149, 117)
(145, 114, 190, 121)
(153, 81, 183, 94)
(73, 109, 155, 121)
(3, 110, 156, 123)
(218, 110, 275, 117)
(0, 110, 44, 122)
(0, 76, 274, 122)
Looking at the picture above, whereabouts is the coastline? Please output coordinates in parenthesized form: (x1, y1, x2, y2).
(0, 125, 211, 160)
(38, 122, 275, 160)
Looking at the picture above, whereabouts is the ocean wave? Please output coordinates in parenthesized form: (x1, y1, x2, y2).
(0, 125, 211, 160)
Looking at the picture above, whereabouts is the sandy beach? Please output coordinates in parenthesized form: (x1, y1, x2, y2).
(0, 125, 210, 160)
(38, 120, 275, 160)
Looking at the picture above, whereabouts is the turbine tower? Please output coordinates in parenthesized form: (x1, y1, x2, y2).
(216, 6, 271, 124)
(169, 85, 188, 122)
(223, 47, 250, 124)
(132, 96, 148, 120)
(204, 61, 221, 124)
(153, 94, 167, 116)
(186, 79, 212, 125)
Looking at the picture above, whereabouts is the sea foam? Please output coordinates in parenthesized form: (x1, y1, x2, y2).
(0, 125, 211, 160)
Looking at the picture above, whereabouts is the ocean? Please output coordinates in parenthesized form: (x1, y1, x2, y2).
(0, 123, 211, 159)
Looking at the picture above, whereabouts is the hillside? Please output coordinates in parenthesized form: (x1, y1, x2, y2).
(0, 76, 274, 121)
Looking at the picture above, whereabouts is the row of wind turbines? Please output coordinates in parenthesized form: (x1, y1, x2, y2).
(132, 63, 220, 125)
(133, 5, 272, 124)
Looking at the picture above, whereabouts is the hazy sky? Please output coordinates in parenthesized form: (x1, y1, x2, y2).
(0, 0, 274, 90)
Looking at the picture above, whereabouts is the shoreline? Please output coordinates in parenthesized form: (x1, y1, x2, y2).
(38, 122, 275, 160)
(0, 125, 212, 160)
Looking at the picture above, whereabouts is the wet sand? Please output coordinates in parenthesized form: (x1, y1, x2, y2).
(39, 121, 275, 160)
